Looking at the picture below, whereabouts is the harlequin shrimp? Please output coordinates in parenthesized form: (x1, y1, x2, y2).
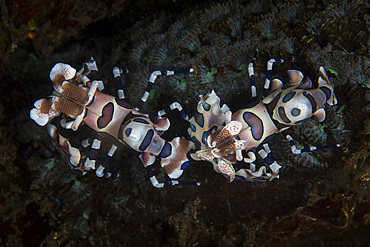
(30, 59, 198, 188)
(188, 51, 340, 182)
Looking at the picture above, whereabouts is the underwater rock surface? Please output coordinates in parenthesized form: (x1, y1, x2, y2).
(0, 0, 369, 246)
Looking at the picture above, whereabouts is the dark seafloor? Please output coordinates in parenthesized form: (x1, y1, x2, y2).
(0, 0, 369, 246)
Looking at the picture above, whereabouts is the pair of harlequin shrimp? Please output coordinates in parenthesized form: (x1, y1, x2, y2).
(30, 52, 339, 188)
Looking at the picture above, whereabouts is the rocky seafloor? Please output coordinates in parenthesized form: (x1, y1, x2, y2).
(0, 0, 369, 246)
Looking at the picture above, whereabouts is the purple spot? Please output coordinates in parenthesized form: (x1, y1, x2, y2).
(242, 112, 263, 141)
(97, 103, 114, 129)
(291, 107, 301, 116)
(139, 129, 154, 151)
(115, 98, 133, 109)
(282, 92, 295, 103)
(278, 107, 291, 124)
(159, 142, 172, 158)
(125, 128, 132, 137)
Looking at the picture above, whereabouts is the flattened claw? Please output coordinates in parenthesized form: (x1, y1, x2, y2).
(30, 108, 49, 126)
(215, 159, 235, 182)
(30, 98, 59, 126)
(191, 149, 214, 161)
(211, 121, 242, 146)
(49, 63, 76, 89)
